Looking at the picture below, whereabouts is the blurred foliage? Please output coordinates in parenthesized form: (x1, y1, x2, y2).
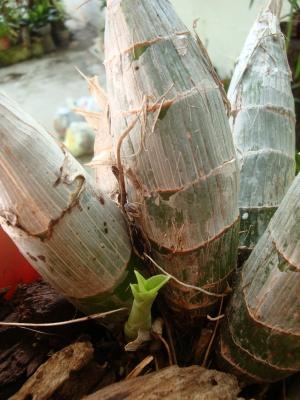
(0, 15, 17, 39)
(296, 152, 300, 173)
(0, 1, 66, 33)
(28, 1, 64, 31)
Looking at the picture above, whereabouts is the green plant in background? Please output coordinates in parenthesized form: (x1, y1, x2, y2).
(0, 15, 18, 51)
(1, 2, 27, 29)
(124, 271, 170, 340)
(0, 2, 29, 41)
(0, 3, 19, 41)
(0, 0, 66, 42)
(283, 0, 300, 50)
(28, 0, 55, 31)
(50, 0, 66, 20)
(296, 152, 300, 172)
(0, 1, 69, 66)
(99, 0, 107, 10)
(0, 16, 13, 39)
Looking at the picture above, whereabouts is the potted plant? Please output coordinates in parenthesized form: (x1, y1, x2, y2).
(28, 2, 50, 33)
(28, 0, 56, 52)
(48, 0, 70, 48)
(7, 3, 31, 47)
(0, 15, 17, 51)
(0, 18, 11, 51)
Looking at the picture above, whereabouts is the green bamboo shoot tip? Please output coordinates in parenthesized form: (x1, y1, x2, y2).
(124, 270, 170, 340)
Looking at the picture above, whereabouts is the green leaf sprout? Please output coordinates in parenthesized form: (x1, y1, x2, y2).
(124, 270, 170, 340)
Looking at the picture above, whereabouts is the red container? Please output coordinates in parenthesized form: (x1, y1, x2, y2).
(0, 227, 40, 299)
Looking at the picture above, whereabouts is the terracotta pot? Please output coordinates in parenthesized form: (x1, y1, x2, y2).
(0, 37, 11, 51)
(0, 227, 40, 299)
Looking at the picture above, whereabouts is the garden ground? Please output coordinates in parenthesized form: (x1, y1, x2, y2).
(0, 24, 105, 136)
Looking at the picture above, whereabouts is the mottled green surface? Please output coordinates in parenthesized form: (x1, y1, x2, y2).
(70, 267, 134, 314)
(219, 173, 300, 383)
(153, 218, 240, 318)
(239, 206, 276, 249)
(0, 42, 43, 66)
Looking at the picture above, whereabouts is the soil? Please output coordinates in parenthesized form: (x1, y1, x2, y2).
(0, 280, 297, 400)
(0, 25, 104, 135)
(0, 281, 171, 399)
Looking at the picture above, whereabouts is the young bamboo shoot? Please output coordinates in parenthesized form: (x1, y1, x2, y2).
(105, 0, 240, 321)
(218, 173, 300, 383)
(228, 0, 295, 251)
(0, 92, 133, 315)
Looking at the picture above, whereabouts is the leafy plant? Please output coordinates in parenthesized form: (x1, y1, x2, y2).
(0, 0, 66, 33)
(0, 1, 64, 39)
(283, 0, 300, 50)
(0, 16, 11, 38)
(50, 0, 66, 21)
(28, 1, 54, 30)
(0, 15, 17, 41)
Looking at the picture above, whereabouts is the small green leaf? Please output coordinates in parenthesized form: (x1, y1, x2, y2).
(124, 270, 170, 340)
(132, 44, 149, 61)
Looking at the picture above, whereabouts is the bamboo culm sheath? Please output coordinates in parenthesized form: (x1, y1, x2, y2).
(0, 92, 134, 316)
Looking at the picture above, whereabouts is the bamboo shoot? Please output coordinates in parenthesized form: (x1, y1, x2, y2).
(0, 92, 133, 315)
(105, 0, 239, 320)
(218, 173, 300, 383)
(228, 0, 295, 251)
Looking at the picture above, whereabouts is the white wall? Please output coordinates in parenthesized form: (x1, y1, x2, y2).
(170, 0, 290, 78)
(63, 0, 290, 78)
(63, 0, 105, 31)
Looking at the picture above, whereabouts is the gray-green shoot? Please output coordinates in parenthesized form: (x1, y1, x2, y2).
(124, 270, 170, 340)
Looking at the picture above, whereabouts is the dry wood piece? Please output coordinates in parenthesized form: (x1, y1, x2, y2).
(0, 281, 125, 399)
(0, 281, 77, 399)
(10, 341, 98, 400)
(84, 365, 241, 400)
